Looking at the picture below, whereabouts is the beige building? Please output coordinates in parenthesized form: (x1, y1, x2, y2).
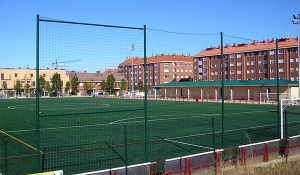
(0, 68, 69, 96)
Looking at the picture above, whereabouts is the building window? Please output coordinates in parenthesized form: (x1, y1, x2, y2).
(247, 61, 250, 65)
(230, 70, 234, 74)
(278, 49, 284, 54)
(230, 54, 234, 59)
(290, 49, 295, 53)
(14, 73, 17, 77)
(164, 69, 169, 72)
(259, 70, 262, 73)
(291, 68, 295, 72)
(237, 70, 242, 74)
(259, 61, 262, 65)
(279, 68, 284, 72)
(203, 57, 207, 61)
(247, 70, 250, 73)
(211, 72, 214, 75)
(237, 62, 242, 66)
(237, 54, 242, 58)
(251, 70, 255, 73)
(269, 50, 274, 55)
(270, 68, 275, 72)
(263, 60, 267, 64)
(164, 63, 169, 66)
(279, 59, 284, 63)
(251, 61, 254, 65)
(270, 60, 275, 64)
(291, 58, 294, 62)
(230, 63, 234, 66)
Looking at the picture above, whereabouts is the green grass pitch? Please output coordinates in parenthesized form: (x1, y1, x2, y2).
(1, 97, 299, 174)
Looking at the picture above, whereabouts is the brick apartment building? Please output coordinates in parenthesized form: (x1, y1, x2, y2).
(118, 54, 193, 91)
(193, 38, 299, 81)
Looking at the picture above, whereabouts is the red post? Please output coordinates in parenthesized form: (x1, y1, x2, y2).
(184, 158, 191, 175)
(263, 143, 269, 162)
(241, 147, 246, 165)
(216, 152, 221, 172)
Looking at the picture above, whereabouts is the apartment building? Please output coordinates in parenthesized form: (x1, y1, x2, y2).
(118, 54, 193, 90)
(0, 68, 69, 94)
(193, 38, 299, 81)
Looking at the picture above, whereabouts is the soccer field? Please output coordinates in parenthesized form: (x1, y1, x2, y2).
(1, 97, 298, 174)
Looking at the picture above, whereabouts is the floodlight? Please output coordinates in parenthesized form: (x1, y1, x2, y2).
(293, 20, 298, 24)
(294, 14, 297, 19)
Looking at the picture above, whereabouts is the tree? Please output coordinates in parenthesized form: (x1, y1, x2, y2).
(138, 80, 143, 91)
(120, 78, 128, 92)
(13, 79, 21, 95)
(172, 78, 177, 82)
(39, 75, 46, 96)
(2, 81, 7, 90)
(106, 74, 116, 94)
(51, 73, 63, 96)
(24, 83, 30, 94)
(65, 81, 70, 95)
(70, 76, 79, 95)
(188, 76, 193, 82)
(83, 79, 94, 96)
(100, 80, 107, 91)
(45, 82, 51, 95)
(198, 77, 205, 81)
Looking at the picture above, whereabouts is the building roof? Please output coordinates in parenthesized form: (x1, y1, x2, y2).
(119, 54, 193, 66)
(155, 79, 299, 88)
(70, 72, 126, 82)
(194, 38, 299, 57)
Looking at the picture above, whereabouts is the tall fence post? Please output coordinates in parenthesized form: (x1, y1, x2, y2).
(124, 126, 128, 175)
(4, 136, 8, 175)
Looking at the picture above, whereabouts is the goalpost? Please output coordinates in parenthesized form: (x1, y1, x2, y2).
(1, 90, 16, 99)
(280, 98, 300, 139)
(260, 92, 290, 104)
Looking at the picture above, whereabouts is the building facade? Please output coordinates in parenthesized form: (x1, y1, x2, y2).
(193, 38, 299, 81)
(118, 54, 193, 91)
(68, 69, 126, 96)
(0, 68, 69, 96)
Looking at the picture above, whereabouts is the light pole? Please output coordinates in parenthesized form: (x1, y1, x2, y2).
(131, 44, 135, 94)
(292, 14, 300, 98)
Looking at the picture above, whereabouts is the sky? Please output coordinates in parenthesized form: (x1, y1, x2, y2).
(1, 0, 300, 71)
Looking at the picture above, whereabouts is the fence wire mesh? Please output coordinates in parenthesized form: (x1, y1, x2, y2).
(2, 16, 300, 175)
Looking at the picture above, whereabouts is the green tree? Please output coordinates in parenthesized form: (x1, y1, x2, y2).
(188, 76, 193, 82)
(2, 81, 7, 90)
(120, 78, 128, 91)
(172, 78, 177, 82)
(70, 76, 79, 95)
(83, 79, 94, 96)
(138, 80, 143, 91)
(51, 73, 63, 96)
(45, 81, 51, 95)
(198, 77, 205, 81)
(13, 79, 21, 95)
(106, 74, 116, 94)
(65, 81, 70, 95)
(24, 83, 30, 94)
(39, 75, 46, 96)
(100, 80, 107, 91)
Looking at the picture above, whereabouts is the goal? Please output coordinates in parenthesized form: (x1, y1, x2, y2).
(260, 93, 290, 104)
(280, 98, 300, 139)
(1, 90, 16, 99)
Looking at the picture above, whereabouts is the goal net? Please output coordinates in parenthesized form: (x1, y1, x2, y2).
(1, 90, 16, 99)
(280, 98, 300, 139)
(260, 93, 290, 104)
